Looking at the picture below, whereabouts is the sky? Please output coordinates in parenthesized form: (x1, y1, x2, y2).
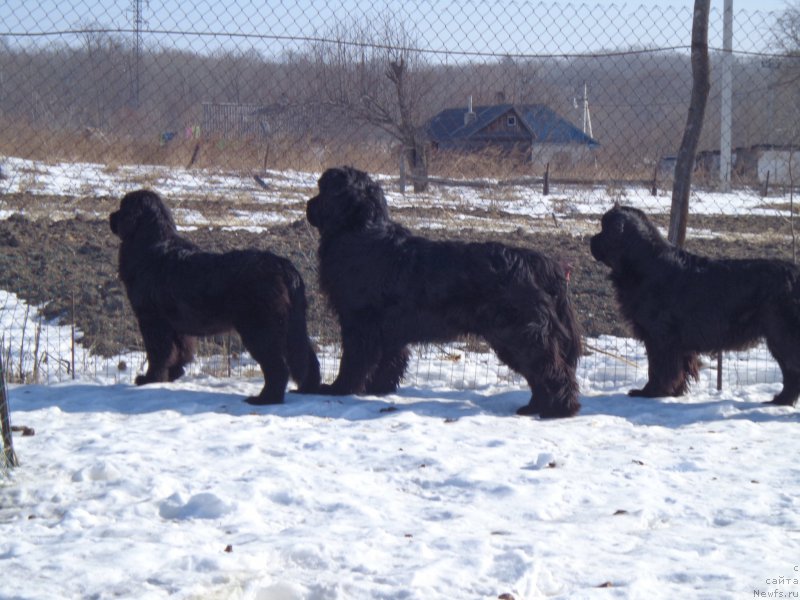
(0, 0, 794, 58)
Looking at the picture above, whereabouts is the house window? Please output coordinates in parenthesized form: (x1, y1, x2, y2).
(507, 115, 517, 128)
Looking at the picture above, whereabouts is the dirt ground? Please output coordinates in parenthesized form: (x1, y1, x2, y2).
(0, 191, 797, 358)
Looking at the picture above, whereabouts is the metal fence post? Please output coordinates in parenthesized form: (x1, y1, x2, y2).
(0, 352, 19, 470)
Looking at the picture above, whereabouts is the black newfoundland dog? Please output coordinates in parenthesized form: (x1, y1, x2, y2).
(305, 166, 582, 418)
(590, 204, 800, 406)
(110, 189, 320, 404)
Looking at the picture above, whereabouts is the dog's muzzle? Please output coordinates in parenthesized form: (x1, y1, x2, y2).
(589, 235, 604, 261)
(306, 196, 321, 228)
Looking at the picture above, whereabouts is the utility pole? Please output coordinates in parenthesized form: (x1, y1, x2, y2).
(131, 0, 144, 109)
(719, 0, 733, 192)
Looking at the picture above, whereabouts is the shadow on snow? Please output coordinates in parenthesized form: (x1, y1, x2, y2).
(7, 378, 798, 427)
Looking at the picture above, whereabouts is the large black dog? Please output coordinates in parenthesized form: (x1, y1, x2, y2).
(590, 204, 800, 406)
(306, 166, 582, 418)
(110, 189, 320, 404)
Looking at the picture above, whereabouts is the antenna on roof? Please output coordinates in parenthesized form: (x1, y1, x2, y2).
(581, 82, 593, 138)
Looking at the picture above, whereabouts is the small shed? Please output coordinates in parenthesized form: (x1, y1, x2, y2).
(735, 144, 800, 185)
(426, 100, 599, 166)
(660, 144, 800, 185)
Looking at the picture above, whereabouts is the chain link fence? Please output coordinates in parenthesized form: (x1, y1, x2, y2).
(0, 0, 798, 396)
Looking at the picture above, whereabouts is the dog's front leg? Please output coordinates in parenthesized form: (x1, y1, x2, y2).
(135, 316, 179, 385)
(630, 342, 687, 397)
(318, 324, 380, 395)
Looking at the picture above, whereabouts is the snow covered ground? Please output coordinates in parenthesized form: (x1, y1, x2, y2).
(1, 329, 799, 599)
(0, 156, 788, 234)
(1, 157, 799, 599)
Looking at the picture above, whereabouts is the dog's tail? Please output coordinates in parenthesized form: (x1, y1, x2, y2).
(284, 264, 321, 393)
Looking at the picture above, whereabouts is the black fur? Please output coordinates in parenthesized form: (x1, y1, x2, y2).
(306, 166, 582, 418)
(110, 189, 320, 404)
(590, 204, 800, 406)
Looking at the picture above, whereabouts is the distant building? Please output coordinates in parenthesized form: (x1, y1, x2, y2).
(426, 99, 600, 166)
(660, 150, 725, 182)
(735, 144, 800, 185)
(659, 144, 800, 185)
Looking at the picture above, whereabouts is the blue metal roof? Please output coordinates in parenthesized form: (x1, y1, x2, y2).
(426, 103, 599, 147)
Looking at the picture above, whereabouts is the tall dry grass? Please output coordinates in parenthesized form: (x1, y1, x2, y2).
(0, 118, 663, 185)
(0, 119, 401, 176)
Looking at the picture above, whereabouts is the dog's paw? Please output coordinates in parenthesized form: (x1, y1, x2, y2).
(516, 404, 540, 416)
(628, 386, 666, 398)
(519, 401, 581, 419)
(244, 396, 283, 406)
(291, 384, 320, 395)
(767, 395, 797, 407)
(312, 383, 360, 396)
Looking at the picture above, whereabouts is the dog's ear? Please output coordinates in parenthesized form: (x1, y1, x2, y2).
(348, 171, 389, 227)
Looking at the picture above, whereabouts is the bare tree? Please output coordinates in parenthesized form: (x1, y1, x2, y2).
(770, 2, 800, 147)
(773, 1, 800, 56)
(668, 0, 710, 247)
(311, 14, 434, 191)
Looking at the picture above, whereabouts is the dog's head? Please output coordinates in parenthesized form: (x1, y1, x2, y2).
(110, 189, 177, 243)
(590, 204, 666, 272)
(306, 166, 390, 236)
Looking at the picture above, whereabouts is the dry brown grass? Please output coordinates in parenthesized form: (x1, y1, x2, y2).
(0, 120, 663, 194)
(426, 147, 656, 184)
(0, 120, 401, 175)
(428, 147, 537, 181)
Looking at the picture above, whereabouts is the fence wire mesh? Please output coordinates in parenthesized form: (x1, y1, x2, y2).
(0, 0, 798, 393)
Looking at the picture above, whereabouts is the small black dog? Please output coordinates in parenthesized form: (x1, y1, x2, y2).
(591, 203, 800, 406)
(306, 166, 582, 418)
(110, 189, 320, 404)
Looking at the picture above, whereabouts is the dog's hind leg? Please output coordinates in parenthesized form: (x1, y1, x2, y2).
(285, 281, 321, 394)
(673, 352, 700, 395)
(239, 325, 290, 405)
(286, 326, 321, 394)
(486, 333, 580, 419)
(167, 334, 196, 382)
(365, 345, 410, 395)
(290, 345, 321, 394)
(516, 371, 580, 418)
(766, 334, 800, 407)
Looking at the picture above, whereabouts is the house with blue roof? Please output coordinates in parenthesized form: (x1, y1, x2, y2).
(426, 98, 600, 166)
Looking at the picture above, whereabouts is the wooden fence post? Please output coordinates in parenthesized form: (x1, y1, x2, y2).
(651, 164, 658, 196)
(399, 151, 406, 194)
(543, 163, 550, 196)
